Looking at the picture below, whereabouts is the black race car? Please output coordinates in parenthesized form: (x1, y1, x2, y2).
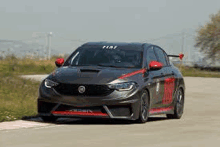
(38, 42, 185, 123)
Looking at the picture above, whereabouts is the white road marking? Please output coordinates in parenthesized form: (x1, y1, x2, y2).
(0, 120, 51, 131)
(20, 74, 49, 82)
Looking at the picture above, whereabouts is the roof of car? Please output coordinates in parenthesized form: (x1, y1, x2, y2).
(80, 42, 153, 51)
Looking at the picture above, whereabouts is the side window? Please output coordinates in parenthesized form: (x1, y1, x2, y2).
(70, 51, 80, 65)
(154, 47, 168, 66)
(163, 52, 170, 66)
(146, 46, 158, 67)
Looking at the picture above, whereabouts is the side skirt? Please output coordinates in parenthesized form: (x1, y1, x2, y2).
(149, 106, 174, 115)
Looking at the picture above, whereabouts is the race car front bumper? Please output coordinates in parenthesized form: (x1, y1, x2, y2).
(38, 100, 140, 120)
(37, 82, 141, 120)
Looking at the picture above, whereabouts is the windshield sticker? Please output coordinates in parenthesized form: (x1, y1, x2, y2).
(102, 46, 117, 49)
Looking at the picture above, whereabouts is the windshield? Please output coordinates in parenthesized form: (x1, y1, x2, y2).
(64, 46, 143, 68)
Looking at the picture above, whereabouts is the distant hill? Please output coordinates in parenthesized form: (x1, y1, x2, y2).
(0, 40, 60, 58)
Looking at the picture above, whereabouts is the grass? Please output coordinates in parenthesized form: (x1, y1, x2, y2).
(0, 56, 59, 122)
(0, 56, 220, 122)
(0, 57, 55, 75)
(0, 75, 39, 122)
(177, 64, 220, 78)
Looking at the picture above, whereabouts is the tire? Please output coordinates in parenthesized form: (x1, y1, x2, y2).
(136, 90, 149, 123)
(41, 116, 58, 122)
(167, 88, 184, 119)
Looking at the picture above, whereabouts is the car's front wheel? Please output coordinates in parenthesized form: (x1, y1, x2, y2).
(167, 88, 184, 119)
(41, 116, 58, 122)
(136, 90, 149, 123)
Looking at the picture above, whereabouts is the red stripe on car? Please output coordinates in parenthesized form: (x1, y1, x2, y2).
(149, 106, 173, 114)
(51, 111, 108, 116)
(119, 69, 146, 79)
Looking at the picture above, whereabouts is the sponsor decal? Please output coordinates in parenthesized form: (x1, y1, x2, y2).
(69, 109, 93, 113)
(162, 77, 175, 104)
(102, 46, 117, 49)
(51, 110, 108, 116)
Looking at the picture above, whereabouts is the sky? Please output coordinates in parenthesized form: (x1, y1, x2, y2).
(0, 0, 220, 61)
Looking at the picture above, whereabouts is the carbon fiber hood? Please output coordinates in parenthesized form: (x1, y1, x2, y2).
(50, 66, 138, 84)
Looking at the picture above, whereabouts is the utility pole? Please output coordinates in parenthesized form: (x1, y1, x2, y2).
(180, 32, 185, 68)
(188, 47, 190, 62)
(47, 32, 53, 60)
(45, 34, 48, 60)
(181, 32, 185, 53)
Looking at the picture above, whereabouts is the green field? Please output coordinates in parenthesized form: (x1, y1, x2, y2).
(178, 65, 220, 78)
(0, 57, 56, 122)
(0, 57, 220, 122)
(0, 75, 39, 121)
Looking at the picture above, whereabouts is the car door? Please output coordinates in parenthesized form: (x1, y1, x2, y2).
(161, 50, 176, 107)
(144, 46, 164, 108)
(153, 46, 168, 107)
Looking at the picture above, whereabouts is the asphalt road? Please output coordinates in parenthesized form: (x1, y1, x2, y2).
(1, 76, 220, 147)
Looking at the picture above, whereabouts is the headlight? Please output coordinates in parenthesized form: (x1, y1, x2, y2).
(108, 81, 138, 91)
(44, 79, 59, 88)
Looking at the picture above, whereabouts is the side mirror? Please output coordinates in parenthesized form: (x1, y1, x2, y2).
(55, 58, 64, 68)
(149, 61, 163, 70)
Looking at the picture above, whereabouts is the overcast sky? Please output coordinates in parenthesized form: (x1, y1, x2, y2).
(0, 0, 220, 59)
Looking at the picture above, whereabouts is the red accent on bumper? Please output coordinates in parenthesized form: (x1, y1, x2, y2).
(119, 69, 146, 79)
(149, 106, 173, 114)
(51, 111, 108, 116)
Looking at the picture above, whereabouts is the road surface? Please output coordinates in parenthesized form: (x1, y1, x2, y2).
(1, 75, 220, 147)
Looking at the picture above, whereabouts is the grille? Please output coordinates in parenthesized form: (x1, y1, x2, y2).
(54, 83, 114, 96)
(56, 104, 106, 113)
(108, 105, 131, 117)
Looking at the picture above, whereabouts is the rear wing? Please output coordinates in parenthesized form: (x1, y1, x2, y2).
(168, 53, 184, 60)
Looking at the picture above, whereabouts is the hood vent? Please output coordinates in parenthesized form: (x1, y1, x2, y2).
(80, 69, 100, 73)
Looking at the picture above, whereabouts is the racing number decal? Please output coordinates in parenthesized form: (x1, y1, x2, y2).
(156, 82, 160, 93)
(156, 79, 160, 95)
(162, 77, 175, 104)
